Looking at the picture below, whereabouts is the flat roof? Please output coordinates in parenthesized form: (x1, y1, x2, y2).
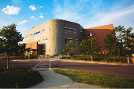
(86, 24, 113, 30)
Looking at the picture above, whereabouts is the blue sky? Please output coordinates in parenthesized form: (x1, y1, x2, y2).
(0, 0, 134, 35)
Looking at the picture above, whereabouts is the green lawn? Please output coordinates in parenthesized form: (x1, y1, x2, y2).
(54, 68, 134, 88)
(0, 69, 43, 88)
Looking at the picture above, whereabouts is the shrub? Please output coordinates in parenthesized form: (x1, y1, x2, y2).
(0, 69, 43, 88)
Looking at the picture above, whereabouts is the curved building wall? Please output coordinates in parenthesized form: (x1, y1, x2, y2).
(45, 19, 83, 56)
(45, 20, 65, 56)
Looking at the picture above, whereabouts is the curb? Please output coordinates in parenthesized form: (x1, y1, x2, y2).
(60, 59, 133, 66)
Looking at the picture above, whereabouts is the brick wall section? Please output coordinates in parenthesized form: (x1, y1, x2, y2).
(85, 24, 113, 53)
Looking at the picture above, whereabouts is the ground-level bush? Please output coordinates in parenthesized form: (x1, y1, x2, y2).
(0, 69, 43, 88)
(94, 55, 128, 63)
(61, 55, 128, 63)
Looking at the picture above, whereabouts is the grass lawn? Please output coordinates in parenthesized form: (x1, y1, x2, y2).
(0, 69, 43, 88)
(54, 68, 134, 88)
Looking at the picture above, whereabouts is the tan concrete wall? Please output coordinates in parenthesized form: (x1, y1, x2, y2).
(23, 23, 47, 44)
(45, 20, 65, 56)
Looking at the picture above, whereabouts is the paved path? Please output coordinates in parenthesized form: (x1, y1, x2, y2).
(31, 62, 101, 88)
(32, 70, 101, 88)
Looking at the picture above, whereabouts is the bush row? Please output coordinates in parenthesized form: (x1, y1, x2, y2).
(61, 55, 128, 63)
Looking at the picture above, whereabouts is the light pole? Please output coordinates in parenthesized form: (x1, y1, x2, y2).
(89, 33, 93, 61)
(89, 33, 93, 49)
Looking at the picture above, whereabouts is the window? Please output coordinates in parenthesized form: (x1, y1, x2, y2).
(88, 32, 95, 37)
(65, 38, 73, 44)
(64, 27, 74, 30)
(33, 31, 40, 35)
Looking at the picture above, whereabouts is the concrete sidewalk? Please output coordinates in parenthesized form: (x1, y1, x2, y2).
(31, 69, 101, 89)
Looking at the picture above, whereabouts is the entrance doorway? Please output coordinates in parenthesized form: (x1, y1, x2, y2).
(37, 44, 45, 58)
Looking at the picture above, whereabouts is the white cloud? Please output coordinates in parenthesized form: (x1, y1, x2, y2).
(39, 15, 44, 19)
(29, 5, 37, 11)
(17, 19, 28, 25)
(1, 5, 20, 15)
(53, 0, 103, 26)
(85, 5, 134, 27)
(30, 15, 44, 20)
(30, 16, 36, 19)
(53, 0, 134, 29)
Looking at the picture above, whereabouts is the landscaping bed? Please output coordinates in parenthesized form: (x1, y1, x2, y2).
(0, 69, 43, 88)
(54, 68, 134, 88)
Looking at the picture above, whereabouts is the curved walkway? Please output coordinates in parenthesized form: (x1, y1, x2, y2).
(31, 62, 101, 88)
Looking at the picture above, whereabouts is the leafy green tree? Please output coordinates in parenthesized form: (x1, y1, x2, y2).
(0, 24, 23, 70)
(115, 26, 134, 56)
(62, 34, 99, 58)
(0, 36, 6, 53)
(124, 27, 134, 55)
(105, 31, 117, 56)
(80, 36, 99, 56)
(63, 40, 79, 55)
(0, 24, 23, 55)
(115, 26, 127, 56)
(105, 25, 134, 57)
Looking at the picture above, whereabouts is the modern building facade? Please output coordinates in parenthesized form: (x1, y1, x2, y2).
(22, 19, 83, 56)
(22, 19, 113, 57)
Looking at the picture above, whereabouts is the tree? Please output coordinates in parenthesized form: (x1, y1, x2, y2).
(80, 35, 99, 56)
(124, 27, 134, 56)
(63, 40, 79, 55)
(62, 34, 99, 57)
(0, 24, 23, 55)
(105, 25, 134, 57)
(0, 36, 6, 53)
(0, 24, 23, 70)
(115, 26, 134, 56)
(105, 31, 117, 56)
